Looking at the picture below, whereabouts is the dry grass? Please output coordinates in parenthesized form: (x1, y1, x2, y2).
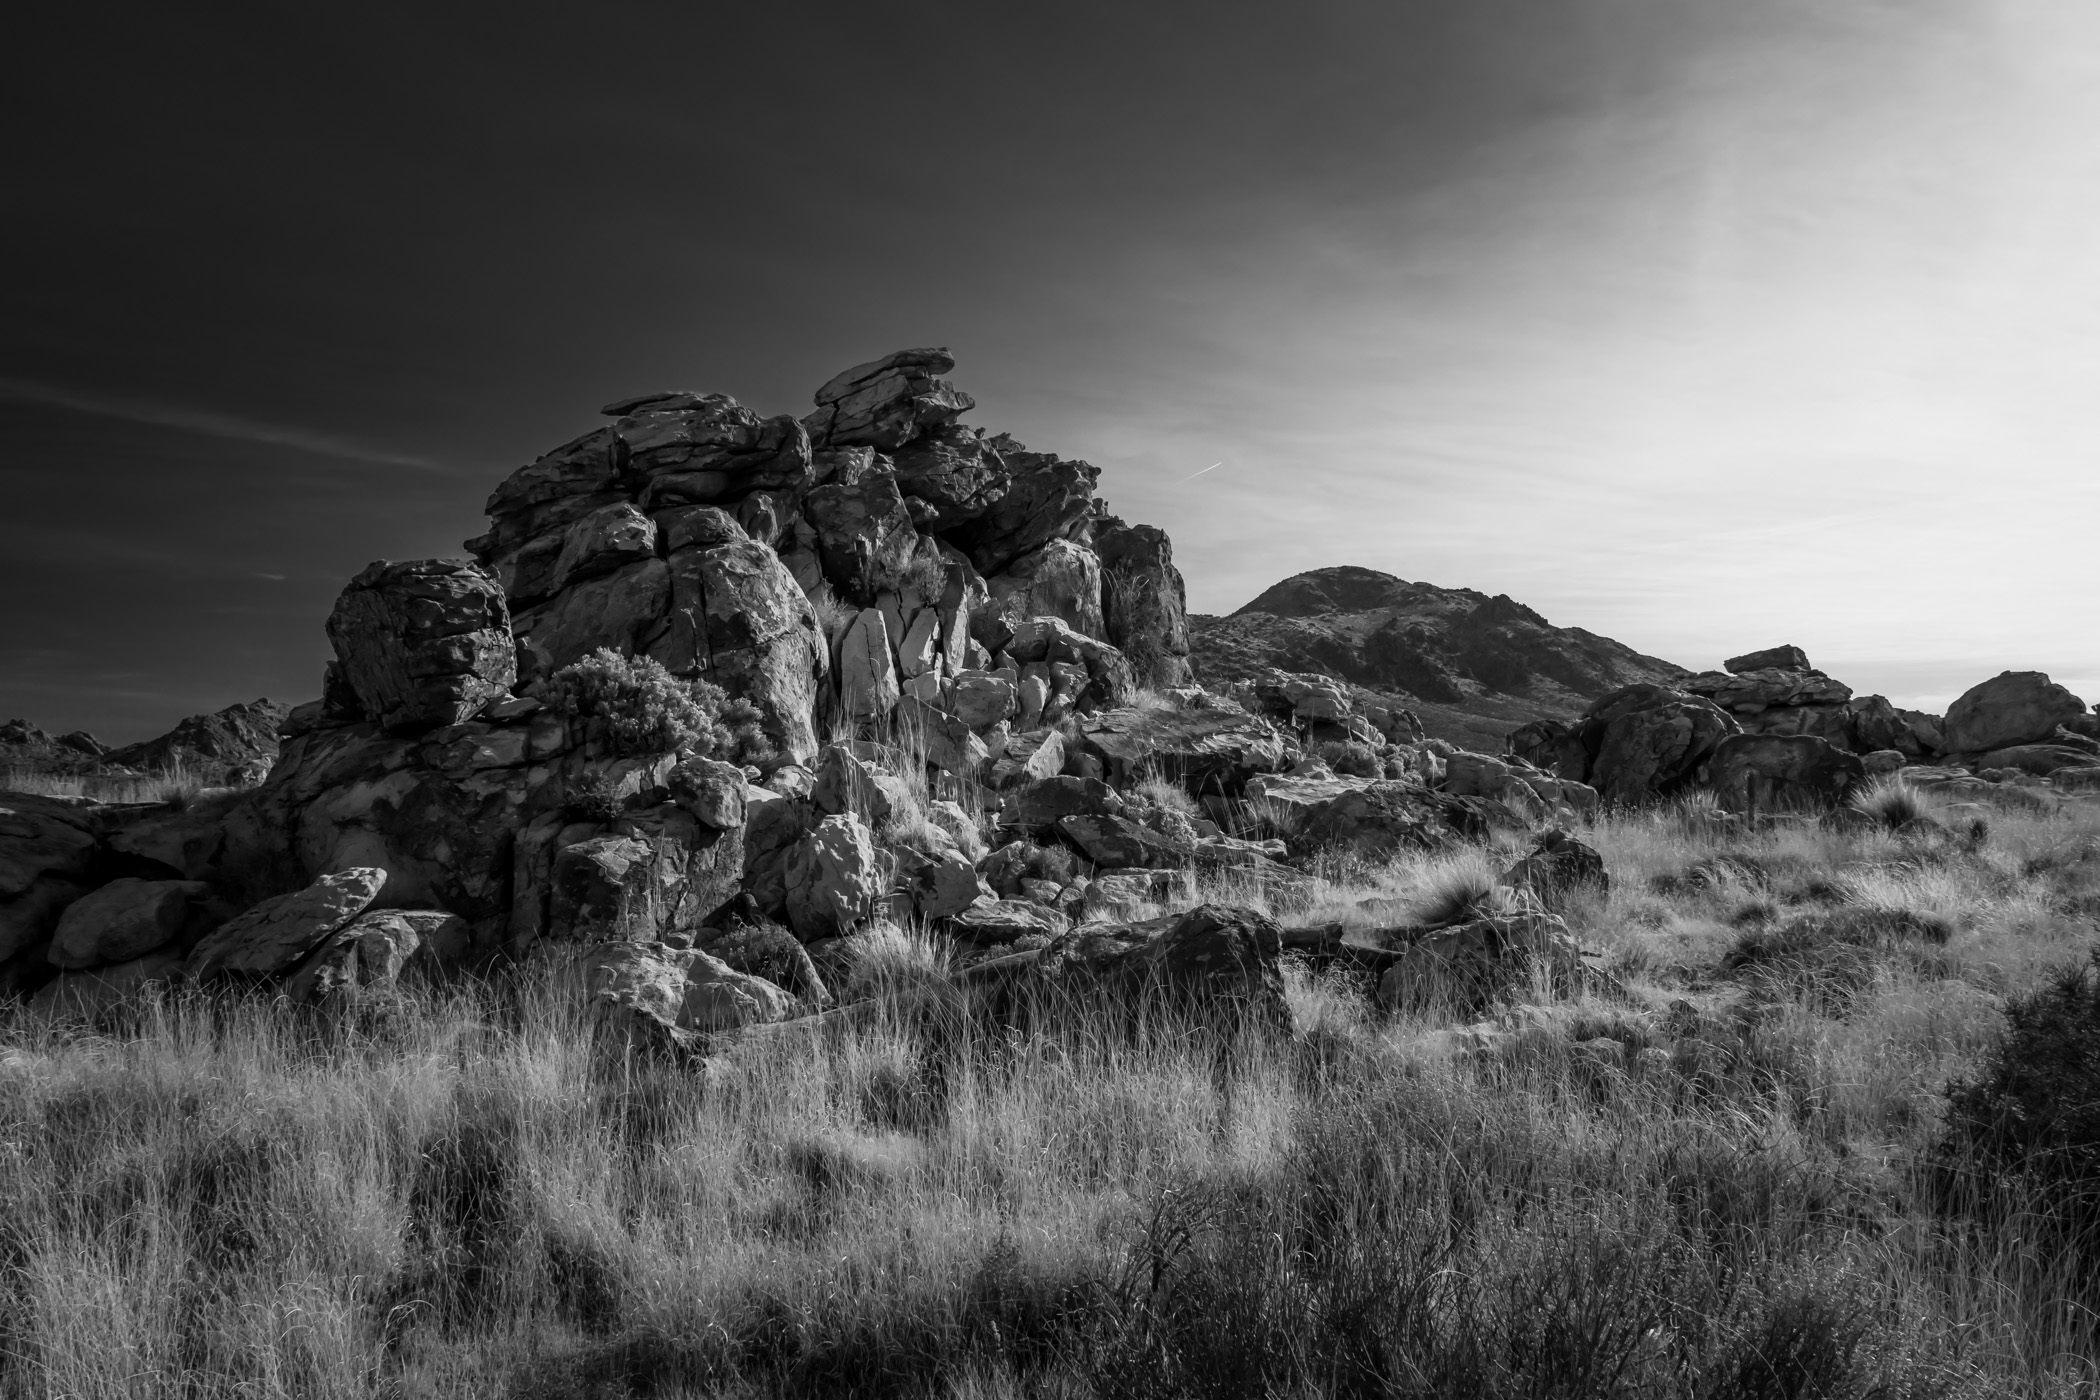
(4, 801, 2100, 1395)
(1, 760, 212, 807)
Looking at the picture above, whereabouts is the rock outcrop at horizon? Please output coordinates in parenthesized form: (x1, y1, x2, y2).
(0, 700, 289, 787)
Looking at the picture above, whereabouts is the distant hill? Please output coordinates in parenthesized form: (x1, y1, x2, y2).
(1187, 565, 1689, 749)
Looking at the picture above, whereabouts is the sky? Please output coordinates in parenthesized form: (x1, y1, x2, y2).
(3, 0, 2094, 742)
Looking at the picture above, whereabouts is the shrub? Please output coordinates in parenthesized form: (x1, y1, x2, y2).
(1133, 770, 1199, 820)
(1313, 739, 1380, 779)
(1409, 851, 1511, 926)
(1848, 774, 1937, 832)
(901, 553, 949, 607)
(547, 648, 777, 767)
(1938, 948, 2100, 1240)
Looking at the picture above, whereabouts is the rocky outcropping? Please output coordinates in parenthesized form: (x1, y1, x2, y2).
(1942, 671, 2088, 756)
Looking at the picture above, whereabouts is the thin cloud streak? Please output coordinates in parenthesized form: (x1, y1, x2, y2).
(0, 376, 449, 472)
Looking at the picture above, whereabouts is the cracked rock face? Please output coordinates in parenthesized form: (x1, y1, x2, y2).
(326, 560, 515, 733)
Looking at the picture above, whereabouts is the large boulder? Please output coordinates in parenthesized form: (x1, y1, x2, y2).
(985, 539, 1105, 642)
(1706, 733, 1865, 814)
(285, 909, 468, 1002)
(1298, 780, 1507, 853)
(325, 560, 515, 732)
(47, 878, 207, 969)
(1056, 813, 1195, 869)
(186, 867, 388, 980)
(888, 422, 1011, 529)
(837, 608, 901, 720)
(1093, 517, 1193, 688)
(0, 796, 102, 958)
(784, 814, 882, 940)
(510, 557, 672, 680)
(803, 348, 973, 451)
(804, 471, 920, 605)
(1575, 684, 1738, 805)
(950, 435, 1100, 576)
(1682, 668, 1852, 714)
(1076, 702, 1291, 796)
(646, 507, 826, 763)
(1724, 645, 1811, 674)
(585, 941, 799, 1048)
(1032, 904, 1292, 1035)
(1942, 671, 2087, 754)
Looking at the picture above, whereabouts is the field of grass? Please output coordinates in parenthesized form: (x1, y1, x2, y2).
(3, 794, 2099, 1397)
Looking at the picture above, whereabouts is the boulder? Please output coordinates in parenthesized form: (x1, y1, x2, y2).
(586, 942, 799, 1048)
(804, 472, 920, 604)
(511, 557, 672, 679)
(804, 347, 973, 451)
(895, 695, 990, 776)
(1506, 719, 1588, 782)
(740, 787, 814, 922)
(1943, 672, 2088, 754)
(1077, 703, 1291, 795)
(667, 756, 747, 830)
(1082, 868, 1196, 917)
(1056, 813, 1195, 869)
(1298, 780, 1507, 853)
(647, 509, 827, 763)
(888, 423, 1011, 529)
(913, 848, 993, 918)
(1724, 645, 1812, 674)
(1861, 750, 1908, 777)
(1000, 776, 1123, 830)
(811, 743, 908, 824)
(186, 867, 388, 980)
(1683, 668, 1852, 714)
(1706, 733, 1865, 815)
(838, 608, 901, 720)
(947, 671, 1018, 729)
(989, 729, 1064, 789)
(696, 914, 831, 1008)
(47, 878, 207, 969)
(951, 436, 1101, 576)
(0, 877, 87, 963)
(985, 539, 1105, 641)
(549, 836, 661, 943)
(551, 503, 657, 592)
(1497, 830, 1608, 913)
(324, 560, 515, 732)
(1376, 913, 1582, 1012)
(1577, 685, 1738, 805)
(1033, 904, 1291, 1035)
(285, 909, 468, 1002)
(784, 814, 882, 940)
(1093, 517, 1193, 687)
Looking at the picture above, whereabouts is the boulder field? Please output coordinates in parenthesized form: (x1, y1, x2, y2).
(1, 350, 2094, 1030)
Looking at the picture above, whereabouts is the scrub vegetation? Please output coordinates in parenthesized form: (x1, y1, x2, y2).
(4, 797, 2100, 1398)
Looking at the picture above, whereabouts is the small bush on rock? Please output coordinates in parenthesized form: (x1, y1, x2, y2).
(1314, 739, 1381, 779)
(547, 648, 777, 767)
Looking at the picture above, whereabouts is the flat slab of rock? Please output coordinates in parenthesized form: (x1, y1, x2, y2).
(1057, 812, 1194, 869)
(187, 867, 388, 979)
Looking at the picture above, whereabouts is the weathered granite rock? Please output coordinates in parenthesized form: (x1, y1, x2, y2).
(1033, 904, 1291, 1034)
(511, 557, 672, 680)
(647, 508, 825, 763)
(1683, 668, 1852, 714)
(784, 814, 881, 940)
(667, 756, 747, 830)
(952, 898, 1068, 945)
(913, 848, 993, 918)
(1573, 685, 1739, 805)
(1707, 733, 1865, 814)
(888, 422, 1010, 528)
(804, 348, 973, 451)
(325, 560, 515, 732)
(0, 795, 101, 905)
(895, 695, 989, 776)
(985, 539, 1104, 641)
(1725, 645, 1812, 674)
(951, 435, 1101, 576)
(1000, 776, 1123, 830)
(1077, 702, 1291, 796)
(990, 729, 1064, 789)
(1298, 780, 1508, 852)
(47, 878, 207, 969)
(28, 950, 186, 1018)
(586, 941, 798, 1047)
(285, 909, 468, 1002)
(1971, 744, 2100, 777)
(101, 699, 291, 786)
(1056, 813, 1194, 869)
(0, 877, 86, 963)
(838, 608, 901, 720)
(805, 472, 920, 605)
(187, 867, 388, 980)
(551, 503, 657, 593)
(1943, 671, 2087, 754)
(947, 671, 1018, 729)
(811, 743, 908, 824)
(1094, 517, 1193, 687)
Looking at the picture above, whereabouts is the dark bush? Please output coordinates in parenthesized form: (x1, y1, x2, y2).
(547, 647, 777, 767)
(1938, 948, 2100, 1242)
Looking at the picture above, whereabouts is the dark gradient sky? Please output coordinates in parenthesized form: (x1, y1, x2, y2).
(6, 0, 2094, 741)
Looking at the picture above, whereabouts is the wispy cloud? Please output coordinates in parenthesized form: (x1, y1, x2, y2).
(0, 376, 448, 472)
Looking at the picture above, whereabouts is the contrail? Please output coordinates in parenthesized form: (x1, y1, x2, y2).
(1177, 460, 1224, 483)
(0, 376, 451, 473)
